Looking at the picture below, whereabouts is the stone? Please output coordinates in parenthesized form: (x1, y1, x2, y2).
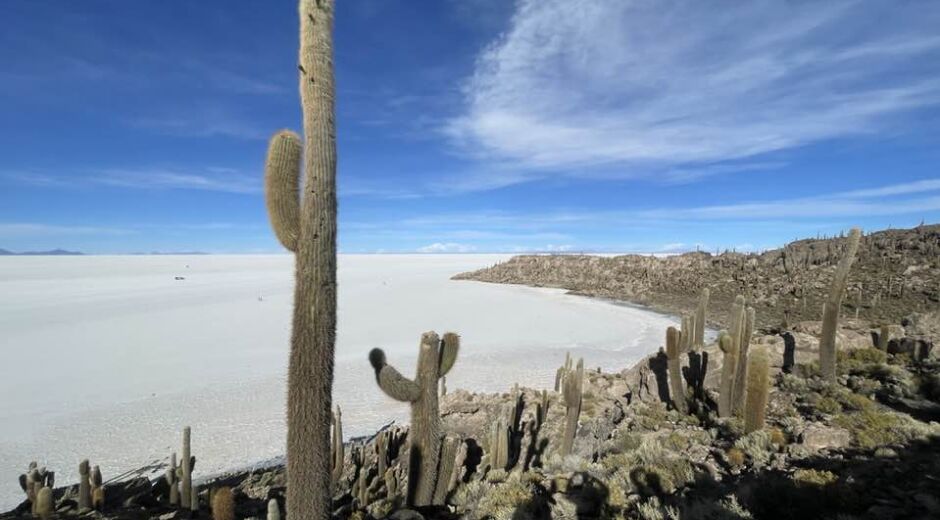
(800, 424, 851, 451)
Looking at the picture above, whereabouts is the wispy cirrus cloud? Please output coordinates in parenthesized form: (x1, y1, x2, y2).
(446, 0, 940, 186)
(2, 167, 260, 194)
(0, 223, 134, 238)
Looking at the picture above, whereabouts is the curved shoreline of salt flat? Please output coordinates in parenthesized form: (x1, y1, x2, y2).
(0, 254, 678, 509)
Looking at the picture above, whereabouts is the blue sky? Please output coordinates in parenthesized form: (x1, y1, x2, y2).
(1, 0, 940, 254)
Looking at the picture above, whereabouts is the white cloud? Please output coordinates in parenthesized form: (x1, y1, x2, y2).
(448, 0, 940, 178)
(416, 242, 477, 253)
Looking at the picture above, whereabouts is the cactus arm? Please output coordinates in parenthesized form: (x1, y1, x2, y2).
(438, 332, 460, 377)
(820, 228, 862, 381)
(264, 130, 302, 252)
(369, 348, 420, 402)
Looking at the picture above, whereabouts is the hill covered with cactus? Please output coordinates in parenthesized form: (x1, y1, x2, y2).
(453, 224, 940, 330)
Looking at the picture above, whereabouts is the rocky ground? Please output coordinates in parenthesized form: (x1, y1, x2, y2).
(5, 225, 940, 520)
(453, 224, 940, 330)
(5, 311, 939, 520)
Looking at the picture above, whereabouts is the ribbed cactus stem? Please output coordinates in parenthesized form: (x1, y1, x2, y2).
(694, 288, 709, 348)
(561, 358, 584, 456)
(331, 406, 344, 484)
(820, 228, 862, 381)
(731, 304, 755, 417)
(665, 327, 687, 414)
(181, 426, 192, 511)
(264, 130, 302, 252)
(369, 331, 460, 506)
(744, 345, 770, 433)
(432, 435, 460, 505)
(375, 430, 388, 478)
(78, 459, 91, 510)
(717, 331, 737, 418)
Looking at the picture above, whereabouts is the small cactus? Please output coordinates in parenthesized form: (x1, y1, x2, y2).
(665, 327, 687, 414)
(35, 487, 53, 520)
(384, 468, 398, 499)
(489, 415, 509, 470)
(90, 465, 104, 510)
(561, 358, 584, 456)
(744, 345, 770, 433)
(820, 228, 862, 381)
(554, 352, 572, 392)
(78, 459, 91, 510)
(369, 331, 460, 506)
(211, 486, 235, 520)
(267, 499, 280, 520)
(432, 435, 462, 505)
(181, 426, 194, 511)
(166, 453, 180, 506)
(331, 406, 344, 484)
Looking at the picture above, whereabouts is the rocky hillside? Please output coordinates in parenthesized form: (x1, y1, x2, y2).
(6, 313, 939, 520)
(454, 224, 940, 330)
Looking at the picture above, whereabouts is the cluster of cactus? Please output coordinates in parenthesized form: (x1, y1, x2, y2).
(819, 228, 862, 381)
(19, 462, 54, 517)
(77, 460, 105, 511)
(263, 0, 339, 518)
(164, 427, 197, 510)
(718, 296, 756, 418)
(369, 331, 460, 506)
(560, 357, 584, 456)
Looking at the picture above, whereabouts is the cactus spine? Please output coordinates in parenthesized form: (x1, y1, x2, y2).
(561, 358, 584, 456)
(665, 327, 687, 414)
(78, 459, 91, 510)
(181, 427, 193, 511)
(331, 406, 344, 484)
(262, 1, 338, 518)
(744, 345, 770, 433)
(820, 228, 862, 381)
(369, 332, 460, 506)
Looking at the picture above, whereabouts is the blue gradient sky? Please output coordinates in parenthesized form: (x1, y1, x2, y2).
(2, 0, 940, 254)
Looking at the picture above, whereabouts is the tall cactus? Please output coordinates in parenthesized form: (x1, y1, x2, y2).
(820, 228, 862, 381)
(744, 345, 770, 433)
(263, 1, 338, 517)
(369, 331, 459, 506)
(561, 358, 584, 456)
(731, 306, 756, 416)
(665, 327, 687, 414)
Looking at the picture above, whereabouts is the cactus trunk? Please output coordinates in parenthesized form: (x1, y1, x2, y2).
(181, 427, 192, 511)
(744, 345, 770, 433)
(819, 228, 862, 381)
(665, 327, 687, 414)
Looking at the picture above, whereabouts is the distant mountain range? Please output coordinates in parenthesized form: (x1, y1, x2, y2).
(0, 248, 84, 256)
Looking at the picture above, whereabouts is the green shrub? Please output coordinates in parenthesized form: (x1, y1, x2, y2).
(833, 409, 935, 449)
